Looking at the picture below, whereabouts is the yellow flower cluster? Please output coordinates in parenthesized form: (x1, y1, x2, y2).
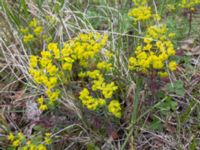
(75, 34, 121, 118)
(7, 132, 51, 149)
(180, 0, 200, 9)
(79, 70, 118, 99)
(21, 18, 51, 43)
(79, 88, 106, 110)
(108, 100, 121, 118)
(79, 68, 120, 118)
(21, 18, 42, 43)
(128, 6, 152, 22)
(29, 32, 121, 118)
(29, 47, 60, 111)
(128, 1, 161, 22)
(44, 133, 52, 145)
(37, 96, 48, 111)
(7, 132, 25, 147)
(129, 25, 177, 77)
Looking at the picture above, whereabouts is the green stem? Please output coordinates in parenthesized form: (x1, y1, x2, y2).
(121, 77, 143, 150)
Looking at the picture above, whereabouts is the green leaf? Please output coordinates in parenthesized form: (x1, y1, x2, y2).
(180, 100, 196, 124)
(156, 97, 177, 115)
(148, 117, 163, 131)
(31, 134, 43, 145)
(20, 0, 29, 18)
(166, 80, 185, 97)
(189, 138, 197, 150)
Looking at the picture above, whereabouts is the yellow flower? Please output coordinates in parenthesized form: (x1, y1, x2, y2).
(41, 51, 52, 58)
(29, 69, 42, 84)
(79, 88, 90, 100)
(167, 47, 176, 56)
(78, 72, 87, 78)
(20, 27, 28, 34)
(40, 75, 48, 85)
(23, 34, 34, 43)
(45, 133, 52, 145)
(143, 44, 152, 51)
(47, 43, 58, 51)
(78, 33, 90, 41)
(135, 46, 142, 54)
(158, 52, 168, 61)
(39, 104, 48, 111)
(37, 144, 47, 150)
(79, 88, 100, 110)
(190, 7, 195, 11)
(101, 34, 108, 46)
(108, 100, 121, 118)
(144, 37, 153, 44)
(64, 57, 74, 63)
(26, 140, 31, 145)
(46, 90, 60, 102)
(158, 71, 168, 78)
(30, 55, 38, 68)
(168, 33, 175, 38)
(102, 82, 118, 99)
(45, 77, 58, 89)
(7, 133, 15, 141)
(129, 6, 152, 21)
(160, 35, 167, 41)
(92, 78, 104, 91)
(29, 18, 37, 28)
(140, 58, 151, 69)
(129, 57, 137, 70)
(136, 52, 147, 60)
(34, 26, 43, 36)
(62, 62, 72, 71)
(98, 98, 106, 106)
(37, 96, 44, 105)
(29, 144, 36, 150)
(40, 58, 50, 68)
(46, 63, 58, 76)
(152, 60, 164, 69)
(86, 99, 99, 110)
(12, 139, 20, 147)
(48, 42, 58, 50)
(168, 61, 177, 71)
(87, 70, 102, 79)
(52, 48, 60, 59)
(97, 61, 112, 70)
(180, 0, 200, 9)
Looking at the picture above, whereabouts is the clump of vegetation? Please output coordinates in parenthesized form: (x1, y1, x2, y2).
(29, 32, 121, 117)
(0, 0, 200, 149)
